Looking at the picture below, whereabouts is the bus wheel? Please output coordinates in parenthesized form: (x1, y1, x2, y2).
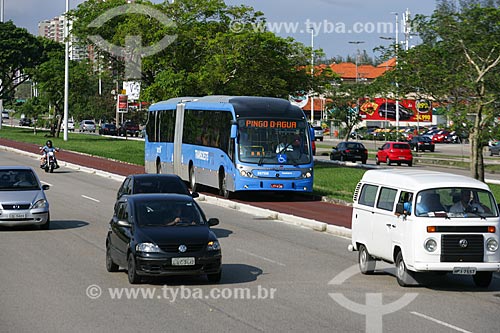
(189, 166, 198, 192)
(219, 172, 232, 199)
(156, 160, 161, 174)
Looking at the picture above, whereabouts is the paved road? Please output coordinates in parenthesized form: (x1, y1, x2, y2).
(1, 149, 500, 332)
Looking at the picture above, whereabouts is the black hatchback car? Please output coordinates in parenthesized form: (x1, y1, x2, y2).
(408, 135, 435, 152)
(106, 194, 222, 284)
(330, 141, 368, 164)
(116, 174, 198, 200)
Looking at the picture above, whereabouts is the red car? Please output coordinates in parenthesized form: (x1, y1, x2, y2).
(375, 141, 413, 166)
(431, 130, 450, 143)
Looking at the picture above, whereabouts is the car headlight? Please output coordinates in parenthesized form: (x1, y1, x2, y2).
(207, 240, 221, 251)
(424, 238, 437, 252)
(486, 238, 499, 252)
(32, 199, 48, 209)
(136, 243, 161, 253)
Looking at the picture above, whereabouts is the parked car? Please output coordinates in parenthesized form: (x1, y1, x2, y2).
(105, 193, 222, 284)
(313, 126, 324, 141)
(62, 119, 75, 131)
(0, 166, 50, 229)
(116, 174, 198, 200)
(489, 143, 500, 156)
(375, 141, 413, 166)
(408, 135, 435, 152)
(330, 141, 368, 164)
(377, 102, 413, 120)
(118, 121, 140, 137)
(19, 118, 32, 126)
(2, 111, 9, 120)
(79, 120, 96, 132)
(99, 123, 118, 136)
(431, 130, 451, 143)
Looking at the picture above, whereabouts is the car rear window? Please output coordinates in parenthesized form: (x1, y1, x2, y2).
(393, 143, 410, 149)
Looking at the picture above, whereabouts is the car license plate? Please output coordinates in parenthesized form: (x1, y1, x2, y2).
(399, 156, 406, 159)
(10, 213, 26, 219)
(172, 257, 195, 266)
(271, 184, 284, 189)
(453, 267, 476, 275)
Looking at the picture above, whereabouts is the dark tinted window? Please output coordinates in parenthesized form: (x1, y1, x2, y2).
(393, 143, 410, 149)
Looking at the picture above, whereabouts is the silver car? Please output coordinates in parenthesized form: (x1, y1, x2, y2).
(0, 166, 50, 229)
(79, 120, 96, 132)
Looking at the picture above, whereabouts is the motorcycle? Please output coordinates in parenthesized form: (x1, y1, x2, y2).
(40, 149, 59, 173)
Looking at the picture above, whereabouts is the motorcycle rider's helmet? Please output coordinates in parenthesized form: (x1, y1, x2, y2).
(46, 140, 53, 148)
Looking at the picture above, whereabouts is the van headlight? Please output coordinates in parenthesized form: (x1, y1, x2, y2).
(486, 238, 499, 252)
(136, 243, 161, 253)
(424, 238, 437, 252)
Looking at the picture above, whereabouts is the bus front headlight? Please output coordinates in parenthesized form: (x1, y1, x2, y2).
(304, 172, 312, 178)
(424, 238, 437, 252)
(486, 238, 499, 252)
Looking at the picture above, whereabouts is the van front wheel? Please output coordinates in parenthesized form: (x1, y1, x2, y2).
(358, 245, 376, 274)
(395, 251, 416, 287)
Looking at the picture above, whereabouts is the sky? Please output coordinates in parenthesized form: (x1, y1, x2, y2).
(2, 0, 438, 59)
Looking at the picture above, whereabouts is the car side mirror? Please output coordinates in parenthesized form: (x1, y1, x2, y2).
(42, 184, 50, 190)
(191, 192, 199, 198)
(208, 218, 219, 227)
(117, 220, 132, 228)
(378, 147, 382, 150)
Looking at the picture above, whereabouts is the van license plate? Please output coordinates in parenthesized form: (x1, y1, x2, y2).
(172, 257, 195, 266)
(453, 267, 476, 275)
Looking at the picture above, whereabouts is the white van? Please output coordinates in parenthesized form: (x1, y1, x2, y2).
(350, 169, 500, 287)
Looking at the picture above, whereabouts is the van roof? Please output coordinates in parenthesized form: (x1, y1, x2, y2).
(359, 169, 490, 192)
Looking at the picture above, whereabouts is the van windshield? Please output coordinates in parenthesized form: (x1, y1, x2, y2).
(414, 188, 498, 218)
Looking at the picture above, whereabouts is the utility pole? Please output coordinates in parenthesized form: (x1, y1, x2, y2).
(309, 28, 314, 125)
(63, 0, 70, 141)
(349, 41, 365, 128)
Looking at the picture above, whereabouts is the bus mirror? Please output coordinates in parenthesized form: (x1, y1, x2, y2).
(230, 125, 237, 138)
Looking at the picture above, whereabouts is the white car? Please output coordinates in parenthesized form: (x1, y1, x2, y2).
(61, 119, 75, 131)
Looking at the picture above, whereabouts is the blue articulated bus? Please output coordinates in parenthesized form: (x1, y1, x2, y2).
(144, 96, 314, 198)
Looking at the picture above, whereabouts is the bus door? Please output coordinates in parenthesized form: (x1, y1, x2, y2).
(173, 103, 185, 175)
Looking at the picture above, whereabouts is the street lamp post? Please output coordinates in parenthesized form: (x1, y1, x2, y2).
(349, 41, 365, 131)
(309, 28, 314, 125)
(63, 0, 70, 141)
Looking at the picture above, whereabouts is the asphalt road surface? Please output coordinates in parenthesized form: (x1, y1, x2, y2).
(1, 149, 500, 332)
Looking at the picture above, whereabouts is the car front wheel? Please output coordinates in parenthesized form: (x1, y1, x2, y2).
(127, 254, 141, 284)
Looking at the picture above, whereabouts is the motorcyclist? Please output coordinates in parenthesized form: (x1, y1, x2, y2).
(40, 140, 60, 169)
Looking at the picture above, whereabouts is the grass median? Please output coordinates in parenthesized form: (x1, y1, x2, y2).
(2, 126, 500, 202)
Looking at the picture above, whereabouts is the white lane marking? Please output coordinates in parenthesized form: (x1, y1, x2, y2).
(411, 311, 472, 333)
(236, 248, 286, 267)
(81, 195, 101, 203)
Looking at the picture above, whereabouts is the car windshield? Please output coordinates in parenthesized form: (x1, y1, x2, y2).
(414, 188, 498, 218)
(0, 169, 40, 191)
(135, 200, 203, 227)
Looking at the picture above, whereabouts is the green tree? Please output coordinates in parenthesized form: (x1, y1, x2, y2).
(69, 0, 312, 103)
(380, 1, 500, 181)
(0, 21, 44, 102)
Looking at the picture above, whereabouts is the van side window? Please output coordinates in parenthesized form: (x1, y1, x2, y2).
(358, 184, 378, 207)
(377, 187, 398, 211)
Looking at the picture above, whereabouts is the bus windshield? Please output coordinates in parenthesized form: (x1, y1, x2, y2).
(237, 119, 312, 165)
